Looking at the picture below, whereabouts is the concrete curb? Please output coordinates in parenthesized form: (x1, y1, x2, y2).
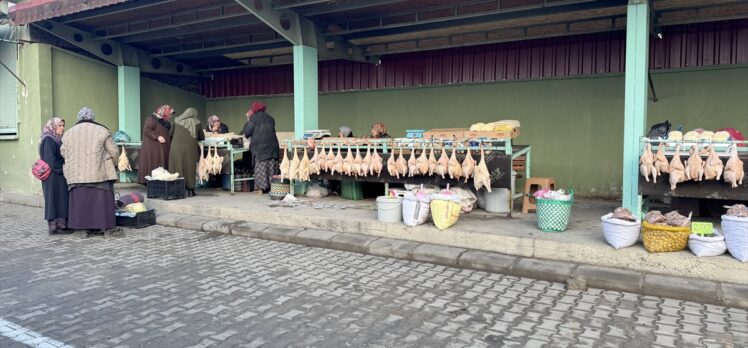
(193, 217, 748, 309)
(2, 196, 747, 309)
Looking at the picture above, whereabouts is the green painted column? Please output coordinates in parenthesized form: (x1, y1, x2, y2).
(622, 0, 650, 216)
(118, 65, 141, 141)
(293, 45, 318, 139)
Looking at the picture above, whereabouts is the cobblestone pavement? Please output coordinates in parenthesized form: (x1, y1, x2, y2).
(1, 202, 747, 348)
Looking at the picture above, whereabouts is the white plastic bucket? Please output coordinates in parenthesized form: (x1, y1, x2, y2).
(377, 196, 404, 223)
(484, 188, 510, 213)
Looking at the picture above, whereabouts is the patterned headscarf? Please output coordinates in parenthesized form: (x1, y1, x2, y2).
(40, 117, 64, 145)
(153, 105, 174, 120)
(372, 122, 387, 135)
(208, 115, 220, 124)
(249, 102, 267, 115)
(77, 107, 95, 121)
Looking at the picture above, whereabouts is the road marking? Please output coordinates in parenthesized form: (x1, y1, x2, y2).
(0, 318, 73, 348)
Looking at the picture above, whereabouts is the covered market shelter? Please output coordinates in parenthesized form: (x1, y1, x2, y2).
(1, 0, 747, 214)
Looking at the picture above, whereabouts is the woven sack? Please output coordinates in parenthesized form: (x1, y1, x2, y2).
(722, 215, 748, 262)
(601, 213, 641, 249)
(402, 193, 431, 227)
(430, 194, 461, 230)
(641, 221, 691, 253)
(688, 232, 726, 257)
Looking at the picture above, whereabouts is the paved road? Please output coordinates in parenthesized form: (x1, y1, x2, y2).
(1, 203, 747, 348)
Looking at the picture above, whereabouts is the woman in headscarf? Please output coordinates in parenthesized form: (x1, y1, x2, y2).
(205, 115, 229, 134)
(61, 107, 119, 233)
(39, 117, 70, 234)
(169, 107, 204, 197)
(338, 125, 354, 138)
(138, 105, 173, 184)
(370, 122, 390, 138)
(242, 102, 279, 194)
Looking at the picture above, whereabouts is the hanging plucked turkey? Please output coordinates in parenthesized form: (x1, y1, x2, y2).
(724, 145, 744, 188)
(289, 147, 300, 180)
(396, 147, 408, 178)
(461, 147, 475, 183)
(118, 146, 132, 171)
(639, 143, 656, 183)
(668, 144, 687, 190)
(447, 147, 462, 180)
(387, 150, 399, 178)
(370, 146, 383, 177)
(407, 149, 417, 177)
(280, 147, 291, 181)
(473, 145, 492, 192)
(685, 144, 704, 181)
(435, 146, 448, 179)
(703, 146, 724, 181)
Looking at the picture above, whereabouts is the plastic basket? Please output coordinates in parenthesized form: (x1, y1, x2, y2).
(641, 221, 691, 253)
(535, 191, 574, 232)
(147, 178, 186, 200)
(115, 209, 156, 229)
(269, 177, 290, 200)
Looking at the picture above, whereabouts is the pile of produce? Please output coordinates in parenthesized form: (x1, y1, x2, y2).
(610, 207, 636, 222)
(644, 210, 691, 227)
(533, 189, 572, 201)
(725, 204, 748, 217)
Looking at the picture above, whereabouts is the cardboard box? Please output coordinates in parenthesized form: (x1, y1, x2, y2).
(423, 128, 468, 139)
(465, 127, 520, 139)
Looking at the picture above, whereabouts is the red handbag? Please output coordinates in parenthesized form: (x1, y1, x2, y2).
(32, 159, 51, 181)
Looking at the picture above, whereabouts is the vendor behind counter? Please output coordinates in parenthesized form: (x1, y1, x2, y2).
(206, 115, 229, 134)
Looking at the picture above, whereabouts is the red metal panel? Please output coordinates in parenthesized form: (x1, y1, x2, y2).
(201, 20, 748, 98)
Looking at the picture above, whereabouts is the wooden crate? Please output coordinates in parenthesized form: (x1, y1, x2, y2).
(465, 127, 520, 139)
(423, 128, 468, 139)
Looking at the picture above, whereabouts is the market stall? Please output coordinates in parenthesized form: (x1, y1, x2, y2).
(277, 133, 531, 218)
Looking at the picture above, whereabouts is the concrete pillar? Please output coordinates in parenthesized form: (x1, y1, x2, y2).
(117, 65, 141, 141)
(622, 0, 650, 216)
(293, 45, 318, 139)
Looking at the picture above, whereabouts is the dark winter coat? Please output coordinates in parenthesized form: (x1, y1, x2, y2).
(40, 136, 69, 220)
(138, 115, 171, 184)
(242, 111, 279, 163)
(169, 120, 204, 190)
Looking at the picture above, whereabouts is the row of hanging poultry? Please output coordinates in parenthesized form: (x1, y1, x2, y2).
(640, 143, 744, 190)
(279, 143, 494, 192)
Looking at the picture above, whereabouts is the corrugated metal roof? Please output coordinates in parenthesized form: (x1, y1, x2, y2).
(201, 19, 748, 98)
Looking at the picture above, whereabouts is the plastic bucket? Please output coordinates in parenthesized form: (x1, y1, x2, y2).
(484, 188, 510, 213)
(376, 196, 404, 223)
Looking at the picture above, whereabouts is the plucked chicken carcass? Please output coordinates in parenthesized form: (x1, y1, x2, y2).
(309, 148, 321, 176)
(289, 147, 300, 180)
(279, 147, 290, 181)
(416, 148, 429, 175)
(361, 145, 372, 177)
(396, 147, 408, 178)
(198, 144, 210, 184)
(354, 147, 365, 177)
(702, 146, 724, 181)
(407, 149, 417, 177)
(331, 146, 344, 175)
(685, 144, 704, 181)
(118, 146, 132, 171)
(370, 146, 383, 177)
(298, 147, 311, 181)
(473, 145, 492, 192)
(668, 144, 687, 190)
(343, 145, 354, 176)
(724, 145, 745, 188)
(326, 144, 336, 171)
(428, 147, 437, 176)
(386, 151, 399, 178)
(435, 146, 449, 179)
(461, 148, 475, 183)
(447, 147, 462, 180)
(317, 144, 327, 172)
(653, 143, 669, 177)
(639, 143, 657, 182)
(210, 146, 223, 175)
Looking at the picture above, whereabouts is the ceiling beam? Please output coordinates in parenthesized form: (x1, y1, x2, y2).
(298, 0, 409, 17)
(94, 3, 251, 41)
(156, 39, 291, 59)
(119, 16, 259, 44)
(33, 20, 199, 76)
(59, 0, 176, 24)
(333, 0, 628, 40)
(273, 0, 331, 10)
(234, 0, 377, 63)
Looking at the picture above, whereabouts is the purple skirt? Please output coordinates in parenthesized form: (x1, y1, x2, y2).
(68, 183, 116, 230)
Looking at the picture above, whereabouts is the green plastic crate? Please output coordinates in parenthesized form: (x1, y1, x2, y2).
(341, 180, 363, 200)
